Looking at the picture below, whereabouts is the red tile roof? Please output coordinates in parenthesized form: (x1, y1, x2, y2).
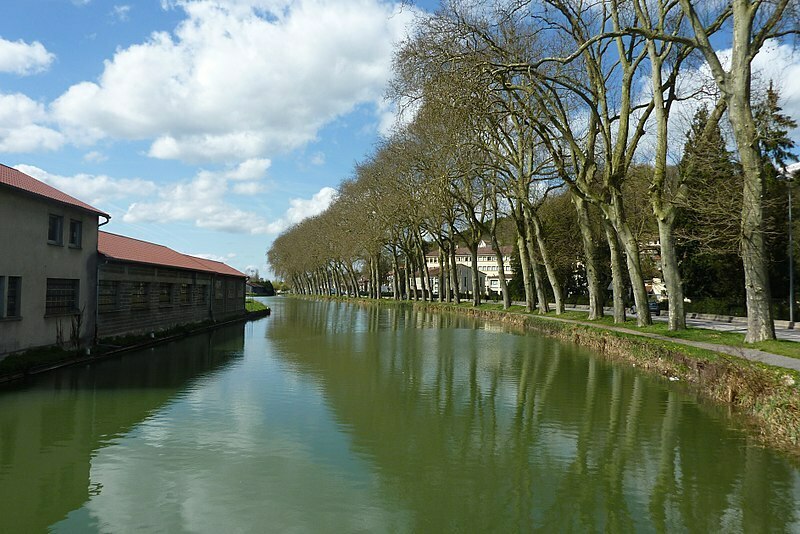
(0, 163, 109, 218)
(98, 232, 246, 278)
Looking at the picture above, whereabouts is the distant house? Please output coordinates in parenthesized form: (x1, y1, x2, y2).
(0, 164, 109, 355)
(247, 282, 269, 295)
(425, 240, 513, 293)
(415, 264, 485, 296)
(97, 232, 246, 338)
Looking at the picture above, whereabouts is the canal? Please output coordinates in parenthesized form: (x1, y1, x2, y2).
(1, 297, 798, 532)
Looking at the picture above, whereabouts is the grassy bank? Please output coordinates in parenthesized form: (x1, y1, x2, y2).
(245, 299, 270, 313)
(300, 295, 800, 460)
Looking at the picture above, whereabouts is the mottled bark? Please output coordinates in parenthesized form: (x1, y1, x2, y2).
(530, 209, 564, 314)
(573, 194, 604, 319)
(604, 220, 627, 323)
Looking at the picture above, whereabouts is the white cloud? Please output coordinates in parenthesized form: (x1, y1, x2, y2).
(0, 37, 55, 75)
(187, 252, 236, 262)
(51, 0, 419, 163)
(264, 186, 337, 234)
(112, 5, 132, 22)
(0, 93, 64, 152)
(14, 164, 158, 205)
(310, 151, 326, 166)
(232, 181, 265, 194)
(83, 150, 109, 163)
(122, 161, 273, 233)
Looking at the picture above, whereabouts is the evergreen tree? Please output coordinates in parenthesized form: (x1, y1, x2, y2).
(676, 105, 746, 310)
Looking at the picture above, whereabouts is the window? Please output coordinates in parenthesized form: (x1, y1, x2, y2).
(215, 280, 223, 300)
(45, 278, 79, 316)
(6, 276, 21, 317)
(179, 284, 191, 304)
(68, 220, 82, 248)
(159, 283, 173, 305)
(98, 280, 119, 312)
(199, 285, 209, 304)
(227, 282, 235, 299)
(0, 276, 21, 319)
(48, 214, 63, 245)
(131, 282, 149, 310)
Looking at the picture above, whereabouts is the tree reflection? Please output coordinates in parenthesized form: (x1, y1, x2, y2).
(267, 298, 800, 531)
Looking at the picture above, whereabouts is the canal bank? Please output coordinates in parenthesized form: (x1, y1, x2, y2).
(0, 307, 271, 386)
(301, 295, 800, 459)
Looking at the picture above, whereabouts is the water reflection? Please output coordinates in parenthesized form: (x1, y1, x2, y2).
(0, 324, 244, 532)
(266, 298, 800, 532)
(0, 298, 797, 532)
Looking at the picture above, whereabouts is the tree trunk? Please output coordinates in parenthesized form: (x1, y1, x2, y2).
(607, 193, 652, 326)
(573, 194, 604, 319)
(523, 215, 548, 314)
(604, 220, 627, 323)
(449, 241, 461, 304)
(729, 58, 775, 342)
(657, 216, 687, 330)
(437, 249, 445, 302)
(470, 245, 481, 307)
(530, 208, 564, 314)
(516, 235, 535, 312)
(490, 234, 511, 309)
(391, 249, 400, 299)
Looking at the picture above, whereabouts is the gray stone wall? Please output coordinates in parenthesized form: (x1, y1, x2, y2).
(0, 188, 99, 356)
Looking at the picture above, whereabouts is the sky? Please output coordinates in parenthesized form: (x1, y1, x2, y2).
(1, 0, 799, 280)
(0, 0, 436, 278)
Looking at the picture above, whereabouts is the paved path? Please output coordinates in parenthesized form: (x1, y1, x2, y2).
(510, 303, 800, 372)
(546, 315, 800, 372)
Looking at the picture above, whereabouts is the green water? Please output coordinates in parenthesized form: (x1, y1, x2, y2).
(1, 297, 798, 532)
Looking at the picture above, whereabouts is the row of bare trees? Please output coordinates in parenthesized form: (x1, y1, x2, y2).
(268, 0, 798, 343)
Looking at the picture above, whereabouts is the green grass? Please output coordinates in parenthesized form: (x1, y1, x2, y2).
(491, 304, 800, 360)
(246, 299, 270, 313)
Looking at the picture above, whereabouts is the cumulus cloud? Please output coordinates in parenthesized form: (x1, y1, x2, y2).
(123, 158, 273, 233)
(0, 93, 64, 152)
(265, 186, 337, 234)
(0, 37, 55, 75)
(14, 164, 158, 206)
(51, 0, 418, 163)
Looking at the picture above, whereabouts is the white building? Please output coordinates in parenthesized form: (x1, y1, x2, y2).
(425, 240, 514, 294)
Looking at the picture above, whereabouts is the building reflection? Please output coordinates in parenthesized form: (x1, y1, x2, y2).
(0, 324, 244, 532)
(267, 299, 800, 532)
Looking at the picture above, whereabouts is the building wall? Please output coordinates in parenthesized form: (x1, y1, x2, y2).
(212, 275, 246, 321)
(97, 261, 245, 338)
(0, 189, 99, 356)
(426, 251, 513, 292)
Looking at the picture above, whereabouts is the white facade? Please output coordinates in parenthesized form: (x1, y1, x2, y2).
(425, 240, 514, 293)
(415, 264, 485, 296)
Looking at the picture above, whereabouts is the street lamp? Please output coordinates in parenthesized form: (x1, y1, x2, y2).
(784, 162, 800, 325)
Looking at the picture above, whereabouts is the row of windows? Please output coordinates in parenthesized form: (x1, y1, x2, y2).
(48, 214, 82, 248)
(1, 277, 81, 319)
(99, 281, 209, 312)
(428, 256, 509, 264)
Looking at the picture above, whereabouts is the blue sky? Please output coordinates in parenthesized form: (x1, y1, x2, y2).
(1, 0, 798, 279)
(0, 0, 436, 278)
